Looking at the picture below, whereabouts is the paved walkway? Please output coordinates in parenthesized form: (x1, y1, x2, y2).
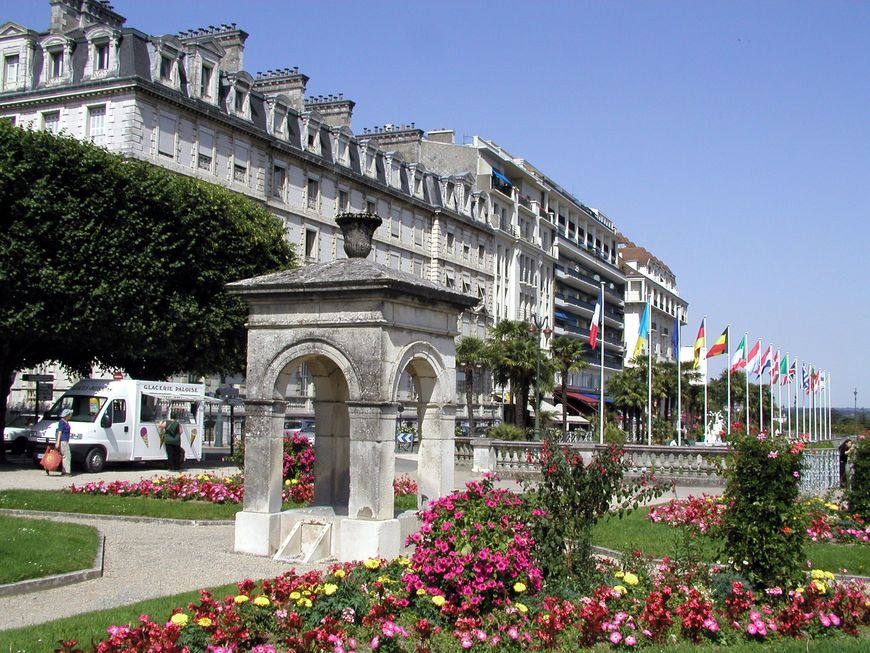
(0, 449, 721, 633)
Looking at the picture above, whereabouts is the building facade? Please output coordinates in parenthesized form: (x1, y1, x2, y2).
(2, 0, 640, 426)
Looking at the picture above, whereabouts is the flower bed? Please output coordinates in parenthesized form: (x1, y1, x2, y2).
(63, 555, 869, 652)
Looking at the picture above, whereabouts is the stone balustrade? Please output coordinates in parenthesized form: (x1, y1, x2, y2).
(455, 438, 727, 485)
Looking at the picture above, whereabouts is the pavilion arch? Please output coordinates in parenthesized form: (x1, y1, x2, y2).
(230, 215, 477, 561)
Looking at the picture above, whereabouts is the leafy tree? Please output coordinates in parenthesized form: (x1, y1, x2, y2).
(0, 123, 295, 460)
(484, 320, 552, 433)
(606, 363, 646, 441)
(548, 335, 587, 437)
(456, 336, 487, 437)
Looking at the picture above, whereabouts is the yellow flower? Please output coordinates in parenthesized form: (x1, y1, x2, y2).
(513, 582, 527, 593)
(623, 573, 639, 586)
(416, 588, 427, 597)
(823, 571, 835, 581)
(812, 580, 827, 594)
(364, 558, 381, 570)
(614, 571, 625, 579)
(397, 557, 411, 567)
(811, 569, 825, 580)
(196, 617, 213, 628)
(515, 602, 528, 614)
(284, 479, 291, 486)
(614, 585, 628, 594)
(170, 613, 189, 626)
(290, 479, 298, 485)
(301, 598, 313, 608)
(795, 587, 805, 594)
(432, 595, 446, 607)
(824, 502, 839, 511)
(233, 595, 249, 604)
(334, 569, 346, 578)
(253, 596, 270, 607)
(322, 583, 338, 596)
(289, 591, 301, 600)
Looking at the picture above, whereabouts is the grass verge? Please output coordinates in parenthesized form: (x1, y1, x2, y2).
(0, 582, 238, 652)
(592, 506, 869, 576)
(0, 490, 240, 521)
(0, 515, 99, 584)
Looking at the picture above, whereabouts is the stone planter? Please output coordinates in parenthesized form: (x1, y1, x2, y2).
(336, 212, 382, 259)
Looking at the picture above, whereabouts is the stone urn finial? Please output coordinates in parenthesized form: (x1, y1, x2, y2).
(336, 211, 382, 259)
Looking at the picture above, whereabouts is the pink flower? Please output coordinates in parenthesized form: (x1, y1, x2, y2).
(609, 631, 623, 644)
(625, 635, 637, 646)
(767, 451, 778, 458)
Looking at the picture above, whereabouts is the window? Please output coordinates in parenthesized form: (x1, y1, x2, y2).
(306, 178, 319, 210)
(159, 55, 173, 81)
(307, 131, 316, 149)
(414, 220, 423, 246)
(413, 259, 423, 278)
(234, 88, 246, 113)
(233, 142, 248, 183)
(478, 244, 485, 263)
(3, 54, 19, 88)
(445, 272, 455, 289)
(87, 105, 106, 143)
(366, 199, 376, 215)
(95, 42, 110, 71)
(446, 232, 455, 253)
(461, 278, 471, 293)
(463, 244, 470, 260)
(158, 113, 176, 158)
(338, 190, 349, 212)
(304, 229, 318, 261)
(111, 399, 126, 424)
(200, 64, 213, 98)
(197, 127, 213, 170)
(272, 165, 286, 198)
(390, 209, 400, 238)
(42, 111, 60, 135)
(49, 50, 64, 79)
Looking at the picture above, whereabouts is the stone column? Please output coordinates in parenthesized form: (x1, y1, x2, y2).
(417, 402, 456, 503)
(234, 399, 285, 555)
(339, 401, 399, 561)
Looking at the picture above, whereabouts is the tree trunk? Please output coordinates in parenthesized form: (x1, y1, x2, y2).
(517, 384, 529, 431)
(561, 372, 568, 437)
(465, 366, 476, 437)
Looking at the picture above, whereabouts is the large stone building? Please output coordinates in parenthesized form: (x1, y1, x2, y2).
(618, 236, 689, 365)
(1, 0, 647, 427)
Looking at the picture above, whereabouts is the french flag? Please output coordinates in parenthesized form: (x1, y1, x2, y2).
(589, 286, 603, 350)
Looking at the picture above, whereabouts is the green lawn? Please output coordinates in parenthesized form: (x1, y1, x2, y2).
(0, 490, 240, 521)
(592, 506, 869, 576)
(0, 514, 100, 584)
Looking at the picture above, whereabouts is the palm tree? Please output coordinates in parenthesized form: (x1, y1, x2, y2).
(549, 336, 587, 437)
(456, 336, 487, 437)
(606, 365, 646, 440)
(485, 320, 549, 432)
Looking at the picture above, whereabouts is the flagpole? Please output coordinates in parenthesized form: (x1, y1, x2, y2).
(599, 282, 605, 445)
(744, 333, 749, 427)
(769, 351, 774, 435)
(785, 352, 790, 437)
(810, 366, 815, 442)
(676, 320, 682, 446)
(726, 325, 731, 436)
(759, 345, 763, 433)
(777, 353, 783, 435)
(827, 373, 832, 440)
(702, 316, 708, 442)
(647, 300, 653, 446)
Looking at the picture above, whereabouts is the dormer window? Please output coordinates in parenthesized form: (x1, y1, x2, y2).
(235, 89, 245, 112)
(95, 42, 110, 71)
(159, 55, 173, 81)
(200, 63, 213, 98)
(272, 107, 286, 136)
(49, 50, 64, 79)
(2, 54, 19, 90)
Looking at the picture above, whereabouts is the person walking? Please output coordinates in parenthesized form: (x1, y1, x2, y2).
(163, 412, 184, 472)
(54, 408, 73, 476)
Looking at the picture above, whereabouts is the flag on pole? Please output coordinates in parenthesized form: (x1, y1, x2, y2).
(802, 364, 810, 395)
(672, 315, 680, 357)
(758, 346, 772, 377)
(819, 370, 826, 390)
(588, 286, 602, 350)
(693, 321, 705, 368)
(633, 303, 650, 357)
(706, 328, 728, 358)
(771, 350, 780, 385)
(779, 353, 789, 385)
(730, 334, 747, 372)
(745, 339, 761, 375)
(786, 359, 796, 384)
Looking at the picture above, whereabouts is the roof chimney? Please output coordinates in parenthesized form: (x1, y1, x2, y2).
(426, 129, 455, 144)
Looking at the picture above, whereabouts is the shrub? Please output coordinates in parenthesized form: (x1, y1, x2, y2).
(524, 441, 667, 588)
(845, 435, 870, 519)
(404, 476, 542, 615)
(721, 428, 807, 589)
(487, 423, 525, 441)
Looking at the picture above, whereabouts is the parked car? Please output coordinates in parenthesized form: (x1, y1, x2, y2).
(283, 419, 314, 438)
(3, 414, 35, 454)
(298, 424, 315, 443)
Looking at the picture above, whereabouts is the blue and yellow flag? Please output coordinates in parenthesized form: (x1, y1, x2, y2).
(633, 303, 650, 357)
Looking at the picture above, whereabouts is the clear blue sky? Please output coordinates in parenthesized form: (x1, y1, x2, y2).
(8, 1, 868, 408)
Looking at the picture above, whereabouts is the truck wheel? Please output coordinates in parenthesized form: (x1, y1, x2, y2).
(11, 437, 27, 456)
(84, 447, 106, 473)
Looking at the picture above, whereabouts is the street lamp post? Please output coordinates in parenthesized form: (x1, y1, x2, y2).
(528, 314, 552, 441)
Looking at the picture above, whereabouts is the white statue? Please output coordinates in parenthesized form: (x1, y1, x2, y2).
(705, 410, 724, 445)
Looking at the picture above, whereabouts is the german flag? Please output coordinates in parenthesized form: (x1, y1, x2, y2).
(706, 327, 728, 358)
(692, 321, 705, 368)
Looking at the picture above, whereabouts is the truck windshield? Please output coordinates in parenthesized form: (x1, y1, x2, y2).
(44, 395, 107, 423)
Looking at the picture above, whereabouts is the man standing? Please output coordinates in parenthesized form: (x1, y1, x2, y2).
(163, 411, 184, 472)
(54, 408, 73, 476)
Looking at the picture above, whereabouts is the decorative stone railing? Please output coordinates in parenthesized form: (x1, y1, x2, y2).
(455, 438, 845, 493)
(455, 438, 727, 485)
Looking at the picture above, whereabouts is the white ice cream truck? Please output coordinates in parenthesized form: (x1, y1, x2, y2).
(29, 379, 209, 472)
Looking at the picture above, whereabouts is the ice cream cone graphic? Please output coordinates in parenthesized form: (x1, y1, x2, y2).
(139, 427, 149, 447)
(189, 428, 197, 446)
